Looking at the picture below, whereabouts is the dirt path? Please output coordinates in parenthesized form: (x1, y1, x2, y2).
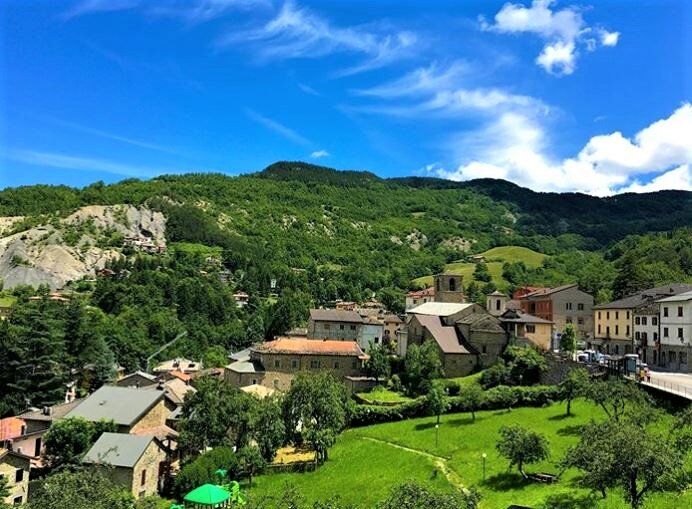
(359, 436, 466, 491)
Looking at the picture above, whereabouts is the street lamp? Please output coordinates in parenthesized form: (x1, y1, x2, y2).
(435, 424, 440, 448)
(482, 453, 487, 481)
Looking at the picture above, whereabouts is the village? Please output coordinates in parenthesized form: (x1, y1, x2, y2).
(2, 271, 692, 508)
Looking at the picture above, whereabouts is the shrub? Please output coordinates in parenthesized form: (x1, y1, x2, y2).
(480, 361, 510, 389)
(174, 447, 238, 499)
(442, 379, 461, 396)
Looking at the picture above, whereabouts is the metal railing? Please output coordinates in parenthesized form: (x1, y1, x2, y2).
(631, 375, 692, 399)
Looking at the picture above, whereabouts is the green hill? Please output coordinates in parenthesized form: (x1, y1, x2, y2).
(481, 245, 547, 266)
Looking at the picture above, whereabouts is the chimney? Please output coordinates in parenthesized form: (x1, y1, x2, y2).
(42, 406, 51, 416)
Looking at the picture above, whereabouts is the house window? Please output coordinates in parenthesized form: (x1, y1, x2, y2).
(664, 327, 669, 337)
(339, 324, 345, 330)
(642, 317, 647, 326)
(664, 307, 669, 317)
(635, 332, 640, 340)
(291, 360, 298, 369)
(251, 378, 257, 385)
(482, 345, 487, 354)
(606, 326, 610, 336)
(350, 325, 356, 331)
(678, 306, 684, 317)
(626, 311, 630, 319)
(15, 469, 23, 483)
(449, 278, 456, 292)
(274, 379, 280, 389)
(496, 299, 501, 310)
(141, 469, 146, 486)
(526, 325, 536, 333)
(606, 312, 610, 320)
(653, 317, 658, 326)
(679, 328, 684, 338)
(310, 360, 320, 369)
(13, 496, 23, 506)
(615, 345, 619, 355)
(654, 332, 658, 341)
(598, 324, 601, 334)
(274, 360, 281, 368)
(615, 311, 619, 319)
(626, 325, 630, 336)
(334, 361, 340, 369)
(578, 303, 584, 311)
(566, 302, 573, 310)
(598, 311, 601, 319)
(566, 317, 573, 324)
(635, 316, 640, 325)
(615, 325, 619, 335)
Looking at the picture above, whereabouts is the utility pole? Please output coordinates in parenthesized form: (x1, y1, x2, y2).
(145, 331, 187, 373)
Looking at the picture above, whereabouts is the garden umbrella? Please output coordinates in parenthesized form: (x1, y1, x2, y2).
(183, 484, 231, 507)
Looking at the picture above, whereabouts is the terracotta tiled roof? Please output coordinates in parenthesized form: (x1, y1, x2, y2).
(253, 337, 365, 357)
(168, 370, 192, 383)
(406, 287, 434, 298)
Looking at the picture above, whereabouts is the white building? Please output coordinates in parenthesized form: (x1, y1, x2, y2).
(655, 290, 692, 372)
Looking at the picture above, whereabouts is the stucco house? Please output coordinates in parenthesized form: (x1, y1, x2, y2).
(655, 290, 692, 372)
(0, 449, 31, 506)
(593, 284, 692, 357)
(225, 337, 367, 391)
(499, 309, 553, 351)
(82, 433, 169, 498)
(405, 287, 434, 311)
(519, 284, 594, 342)
(405, 302, 507, 377)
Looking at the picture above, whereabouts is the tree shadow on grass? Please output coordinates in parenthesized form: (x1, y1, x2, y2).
(481, 472, 529, 492)
(540, 491, 598, 509)
(557, 424, 585, 437)
(446, 415, 487, 427)
(414, 422, 437, 431)
(548, 412, 574, 421)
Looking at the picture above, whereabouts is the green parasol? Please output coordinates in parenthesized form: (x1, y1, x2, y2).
(183, 484, 231, 506)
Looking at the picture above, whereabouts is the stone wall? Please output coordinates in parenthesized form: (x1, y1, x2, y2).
(130, 399, 167, 433)
(131, 440, 167, 498)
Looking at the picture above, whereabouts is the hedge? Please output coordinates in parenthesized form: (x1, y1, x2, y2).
(349, 385, 563, 427)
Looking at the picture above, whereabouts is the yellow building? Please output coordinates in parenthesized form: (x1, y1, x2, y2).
(499, 309, 554, 351)
(0, 449, 31, 506)
(593, 305, 632, 354)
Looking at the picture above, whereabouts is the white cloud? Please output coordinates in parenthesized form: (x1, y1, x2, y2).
(599, 29, 620, 47)
(481, 0, 619, 75)
(6, 150, 168, 178)
(298, 83, 321, 96)
(350, 61, 548, 118)
(218, 1, 419, 75)
(149, 0, 269, 23)
(245, 109, 312, 147)
(436, 103, 692, 195)
(310, 150, 330, 159)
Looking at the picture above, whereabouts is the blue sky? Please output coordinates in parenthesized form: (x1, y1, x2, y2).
(0, 0, 690, 195)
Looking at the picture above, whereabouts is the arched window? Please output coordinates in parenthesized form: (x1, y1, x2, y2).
(449, 278, 456, 292)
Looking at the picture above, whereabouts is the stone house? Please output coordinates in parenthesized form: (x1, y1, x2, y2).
(406, 302, 507, 377)
(382, 314, 403, 345)
(519, 284, 594, 342)
(499, 309, 553, 351)
(0, 449, 31, 506)
(82, 433, 168, 499)
(153, 358, 202, 376)
(308, 309, 364, 341)
(225, 337, 367, 391)
(486, 291, 509, 317)
(593, 284, 692, 357)
(65, 386, 168, 435)
(655, 290, 692, 372)
(115, 371, 158, 389)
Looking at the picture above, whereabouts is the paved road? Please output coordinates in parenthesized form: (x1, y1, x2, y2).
(642, 370, 692, 400)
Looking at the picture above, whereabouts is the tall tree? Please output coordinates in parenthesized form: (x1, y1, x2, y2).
(365, 343, 391, 383)
(560, 368, 590, 416)
(425, 381, 450, 426)
(496, 425, 550, 479)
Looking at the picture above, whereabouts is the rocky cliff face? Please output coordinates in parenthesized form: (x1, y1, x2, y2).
(0, 205, 166, 289)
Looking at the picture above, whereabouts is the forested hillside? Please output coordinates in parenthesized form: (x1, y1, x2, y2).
(0, 162, 690, 412)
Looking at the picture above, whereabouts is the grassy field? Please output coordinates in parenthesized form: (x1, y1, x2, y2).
(249, 401, 690, 509)
(0, 295, 17, 307)
(412, 245, 546, 289)
(356, 386, 414, 405)
(169, 242, 223, 258)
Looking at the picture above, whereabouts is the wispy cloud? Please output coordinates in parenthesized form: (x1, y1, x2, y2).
(149, 0, 271, 24)
(310, 150, 330, 159)
(6, 149, 171, 178)
(63, 0, 140, 20)
(349, 61, 549, 118)
(217, 0, 420, 76)
(40, 116, 178, 154)
(480, 0, 619, 76)
(245, 108, 312, 147)
(298, 83, 321, 96)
